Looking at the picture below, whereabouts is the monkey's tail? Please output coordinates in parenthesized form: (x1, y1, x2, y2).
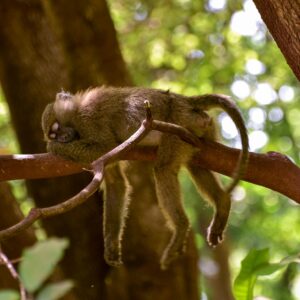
(190, 94, 249, 194)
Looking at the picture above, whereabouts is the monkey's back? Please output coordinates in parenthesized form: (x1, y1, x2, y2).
(73, 86, 209, 145)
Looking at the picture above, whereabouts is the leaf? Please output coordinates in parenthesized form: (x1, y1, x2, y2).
(233, 248, 272, 300)
(255, 262, 284, 276)
(0, 290, 19, 300)
(233, 249, 300, 300)
(19, 238, 69, 293)
(36, 280, 74, 300)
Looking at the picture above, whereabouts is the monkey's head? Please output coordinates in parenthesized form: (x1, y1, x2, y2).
(41, 92, 79, 144)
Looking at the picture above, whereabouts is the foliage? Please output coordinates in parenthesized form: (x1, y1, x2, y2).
(0, 238, 73, 300)
(0, 89, 18, 154)
(0, 290, 19, 300)
(108, 0, 300, 298)
(0, 0, 299, 299)
(233, 248, 300, 300)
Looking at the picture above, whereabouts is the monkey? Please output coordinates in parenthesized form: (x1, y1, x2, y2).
(41, 86, 249, 270)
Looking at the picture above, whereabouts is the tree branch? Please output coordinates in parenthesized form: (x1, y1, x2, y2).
(0, 109, 299, 240)
(1, 141, 299, 203)
(253, 0, 300, 81)
(0, 102, 154, 240)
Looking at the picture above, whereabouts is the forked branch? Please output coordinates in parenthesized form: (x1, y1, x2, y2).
(0, 102, 154, 240)
(0, 103, 299, 240)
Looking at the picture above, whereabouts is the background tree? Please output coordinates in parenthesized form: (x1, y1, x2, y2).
(0, 0, 299, 299)
(0, 0, 198, 299)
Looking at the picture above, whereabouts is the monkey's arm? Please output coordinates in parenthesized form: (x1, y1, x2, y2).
(47, 140, 111, 164)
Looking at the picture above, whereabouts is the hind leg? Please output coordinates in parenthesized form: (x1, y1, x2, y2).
(154, 135, 191, 269)
(103, 163, 129, 266)
(187, 163, 231, 246)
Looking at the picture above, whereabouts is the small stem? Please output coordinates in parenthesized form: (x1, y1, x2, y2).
(0, 244, 27, 300)
(0, 105, 154, 241)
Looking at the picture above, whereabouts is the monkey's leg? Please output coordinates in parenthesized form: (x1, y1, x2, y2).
(154, 137, 191, 270)
(103, 163, 128, 266)
(187, 164, 231, 246)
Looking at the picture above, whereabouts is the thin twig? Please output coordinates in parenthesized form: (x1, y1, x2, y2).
(0, 257, 22, 265)
(0, 102, 154, 241)
(0, 104, 299, 241)
(0, 244, 27, 300)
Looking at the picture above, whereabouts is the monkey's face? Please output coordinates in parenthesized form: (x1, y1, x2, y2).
(41, 103, 79, 143)
(48, 121, 79, 143)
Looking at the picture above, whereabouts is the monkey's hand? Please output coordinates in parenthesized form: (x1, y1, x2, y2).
(207, 193, 231, 247)
(104, 237, 123, 267)
(47, 121, 79, 143)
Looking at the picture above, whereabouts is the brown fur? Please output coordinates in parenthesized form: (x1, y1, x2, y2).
(41, 86, 248, 269)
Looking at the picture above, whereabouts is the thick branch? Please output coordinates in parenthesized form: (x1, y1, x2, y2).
(253, 0, 300, 81)
(0, 112, 299, 241)
(0, 103, 154, 240)
(1, 140, 299, 204)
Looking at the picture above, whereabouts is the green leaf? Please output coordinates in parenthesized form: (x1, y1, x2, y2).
(255, 263, 284, 276)
(233, 249, 300, 300)
(19, 238, 69, 293)
(233, 248, 271, 300)
(36, 280, 74, 300)
(0, 290, 19, 300)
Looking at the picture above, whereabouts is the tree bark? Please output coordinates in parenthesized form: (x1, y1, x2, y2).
(253, 0, 300, 81)
(0, 0, 199, 299)
(43, 0, 132, 89)
(0, 1, 107, 298)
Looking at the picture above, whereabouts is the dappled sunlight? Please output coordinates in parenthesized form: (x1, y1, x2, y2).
(219, 113, 238, 139)
(248, 107, 266, 129)
(279, 85, 295, 102)
(206, 0, 227, 12)
(245, 59, 266, 75)
(232, 186, 246, 202)
(230, 79, 251, 100)
(249, 130, 269, 151)
(253, 83, 278, 105)
(230, 0, 262, 37)
(268, 107, 283, 123)
(292, 275, 300, 299)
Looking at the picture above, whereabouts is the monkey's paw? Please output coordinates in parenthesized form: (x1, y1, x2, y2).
(48, 121, 78, 143)
(104, 243, 123, 267)
(207, 222, 225, 247)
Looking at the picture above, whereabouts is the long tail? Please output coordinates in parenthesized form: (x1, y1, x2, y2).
(190, 94, 249, 194)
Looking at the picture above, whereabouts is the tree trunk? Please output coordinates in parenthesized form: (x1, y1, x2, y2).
(0, 0, 199, 299)
(253, 0, 300, 81)
(0, 1, 107, 298)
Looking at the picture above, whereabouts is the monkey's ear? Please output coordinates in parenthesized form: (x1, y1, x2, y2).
(56, 90, 73, 102)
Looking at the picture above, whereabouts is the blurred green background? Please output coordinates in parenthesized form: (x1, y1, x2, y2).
(0, 0, 299, 299)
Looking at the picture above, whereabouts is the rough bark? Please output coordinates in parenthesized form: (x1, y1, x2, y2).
(43, 0, 132, 89)
(0, 0, 199, 299)
(0, 1, 106, 298)
(253, 0, 300, 81)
